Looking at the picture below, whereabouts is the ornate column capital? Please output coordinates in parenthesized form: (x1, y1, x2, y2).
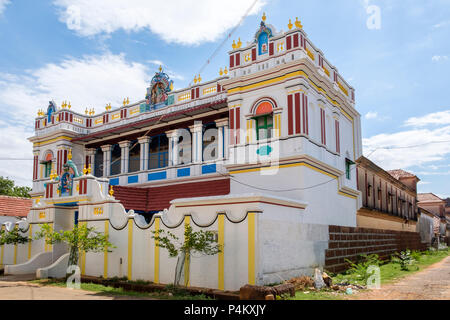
(101, 144, 112, 152)
(138, 136, 151, 144)
(119, 140, 131, 148)
(215, 118, 229, 128)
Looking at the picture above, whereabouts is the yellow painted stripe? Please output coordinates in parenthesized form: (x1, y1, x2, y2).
(49, 224, 53, 252)
(248, 212, 256, 285)
(231, 161, 358, 200)
(218, 214, 225, 290)
(81, 222, 86, 276)
(28, 224, 33, 260)
(103, 220, 109, 279)
(184, 216, 191, 287)
(230, 161, 337, 179)
(127, 219, 133, 280)
(228, 70, 349, 117)
(154, 218, 160, 284)
(33, 136, 73, 147)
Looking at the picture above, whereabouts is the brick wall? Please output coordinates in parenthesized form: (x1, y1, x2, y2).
(325, 225, 428, 273)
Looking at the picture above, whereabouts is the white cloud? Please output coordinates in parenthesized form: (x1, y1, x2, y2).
(432, 55, 448, 62)
(0, 0, 9, 14)
(365, 111, 378, 120)
(404, 110, 450, 127)
(363, 125, 450, 170)
(0, 53, 154, 186)
(433, 20, 450, 29)
(0, 119, 34, 187)
(53, 0, 266, 45)
(0, 53, 152, 122)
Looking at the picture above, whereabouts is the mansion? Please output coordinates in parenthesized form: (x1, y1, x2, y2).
(3, 14, 432, 291)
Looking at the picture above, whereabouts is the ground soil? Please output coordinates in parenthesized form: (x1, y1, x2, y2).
(0, 274, 155, 300)
(351, 256, 450, 300)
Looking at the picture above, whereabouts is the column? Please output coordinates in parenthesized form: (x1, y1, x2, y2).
(138, 136, 151, 171)
(33, 150, 40, 181)
(119, 141, 131, 174)
(215, 119, 228, 160)
(85, 148, 96, 174)
(189, 121, 203, 164)
(273, 109, 283, 138)
(101, 145, 112, 177)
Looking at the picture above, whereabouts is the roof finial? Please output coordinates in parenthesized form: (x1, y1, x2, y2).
(219, 67, 223, 76)
(68, 149, 72, 161)
(237, 38, 242, 48)
(232, 40, 237, 50)
(109, 185, 114, 197)
(295, 17, 303, 29)
(262, 12, 267, 22)
(159, 65, 163, 73)
(288, 19, 293, 30)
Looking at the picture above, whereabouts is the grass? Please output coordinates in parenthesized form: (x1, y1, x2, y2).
(289, 247, 450, 300)
(333, 248, 450, 286)
(30, 279, 212, 300)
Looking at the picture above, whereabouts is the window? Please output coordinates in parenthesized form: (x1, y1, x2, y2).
(149, 135, 168, 170)
(203, 123, 217, 161)
(345, 158, 353, 180)
(128, 140, 140, 173)
(110, 144, 121, 176)
(43, 161, 52, 178)
(94, 147, 103, 177)
(255, 115, 273, 141)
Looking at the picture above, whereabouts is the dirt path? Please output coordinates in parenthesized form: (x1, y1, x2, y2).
(352, 256, 450, 300)
(0, 274, 155, 300)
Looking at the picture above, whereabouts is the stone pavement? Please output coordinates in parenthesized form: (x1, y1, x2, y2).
(352, 256, 450, 300)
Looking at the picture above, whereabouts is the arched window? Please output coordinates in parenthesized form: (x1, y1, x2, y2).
(258, 32, 269, 55)
(42, 151, 53, 178)
(253, 99, 275, 141)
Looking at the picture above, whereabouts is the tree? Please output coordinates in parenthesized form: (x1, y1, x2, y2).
(35, 223, 115, 274)
(0, 176, 31, 198)
(0, 227, 30, 245)
(152, 224, 221, 287)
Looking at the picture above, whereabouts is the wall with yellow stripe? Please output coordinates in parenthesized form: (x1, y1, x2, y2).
(76, 211, 256, 291)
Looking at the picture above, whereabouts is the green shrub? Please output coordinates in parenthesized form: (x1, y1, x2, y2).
(391, 250, 416, 271)
(344, 254, 381, 283)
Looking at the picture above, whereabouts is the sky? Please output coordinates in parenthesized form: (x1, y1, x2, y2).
(0, 0, 449, 198)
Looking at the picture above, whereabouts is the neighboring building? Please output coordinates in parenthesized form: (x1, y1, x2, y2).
(418, 193, 447, 240)
(417, 207, 439, 245)
(0, 195, 32, 224)
(355, 157, 419, 232)
(418, 193, 446, 218)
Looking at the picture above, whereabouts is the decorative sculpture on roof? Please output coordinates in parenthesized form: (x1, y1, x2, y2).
(146, 66, 173, 106)
(47, 101, 57, 123)
(255, 20, 273, 56)
(56, 150, 81, 197)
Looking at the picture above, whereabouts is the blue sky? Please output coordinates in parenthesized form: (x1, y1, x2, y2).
(0, 0, 449, 198)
